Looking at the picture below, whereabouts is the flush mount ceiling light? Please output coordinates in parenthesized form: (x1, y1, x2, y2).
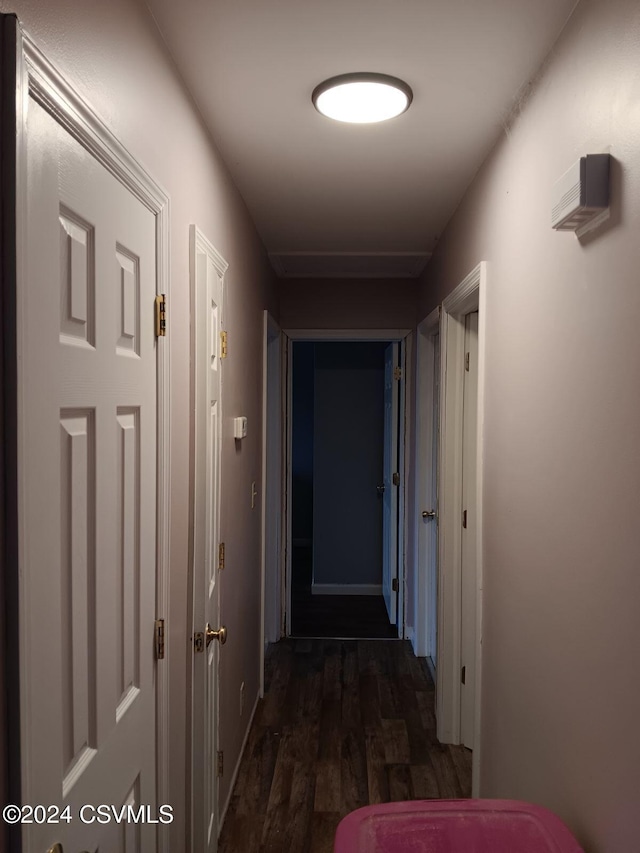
(312, 72, 413, 124)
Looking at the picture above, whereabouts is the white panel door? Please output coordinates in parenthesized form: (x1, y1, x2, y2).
(20, 99, 158, 852)
(382, 343, 399, 623)
(460, 311, 479, 748)
(191, 229, 225, 853)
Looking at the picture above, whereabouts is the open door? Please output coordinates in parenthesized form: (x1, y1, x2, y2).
(428, 336, 440, 662)
(1, 17, 20, 853)
(382, 342, 400, 623)
(190, 227, 227, 852)
(415, 309, 440, 662)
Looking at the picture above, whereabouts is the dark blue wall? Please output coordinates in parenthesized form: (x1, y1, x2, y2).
(292, 341, 387, 571)
(312, 343, 386, 586)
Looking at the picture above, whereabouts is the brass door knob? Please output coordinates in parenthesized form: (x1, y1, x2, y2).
(422, 510, 436, 519)
(206, 623, 227, 647)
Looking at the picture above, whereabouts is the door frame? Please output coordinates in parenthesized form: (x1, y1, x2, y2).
(436, 262, 486, 796)
(414, 306, 441, 659)
(13, 28, 172, 851)
(260, 310, 282, 696)
(281, 328, 412, 638)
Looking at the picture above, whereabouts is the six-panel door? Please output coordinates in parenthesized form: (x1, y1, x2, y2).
(21, 99, 158, 852)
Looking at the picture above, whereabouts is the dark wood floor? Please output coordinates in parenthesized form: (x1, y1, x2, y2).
(219, 639, 471, 853)
(291, 546, 398, 638)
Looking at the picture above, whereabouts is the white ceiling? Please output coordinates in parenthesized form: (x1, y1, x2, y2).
(145, 0, 578, 277)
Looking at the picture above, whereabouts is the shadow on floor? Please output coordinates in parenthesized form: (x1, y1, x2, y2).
(291, 546, 398, 639)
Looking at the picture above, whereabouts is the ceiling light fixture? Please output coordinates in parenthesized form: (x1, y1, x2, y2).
(312, 72, 413, 124)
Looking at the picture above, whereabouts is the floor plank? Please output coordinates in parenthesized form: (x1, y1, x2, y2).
(381, 718, 411, 765)
(218, 639, 472, 853)
(307, 813, 342, 853)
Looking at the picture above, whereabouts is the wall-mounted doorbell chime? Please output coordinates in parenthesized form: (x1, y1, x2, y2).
(552, 153, 611, 236)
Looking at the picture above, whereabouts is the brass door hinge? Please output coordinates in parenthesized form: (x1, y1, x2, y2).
(220, 330, 228, 358)
(465, 352, 470, 372)
(218, 542, 225, 571)
(155, 294, 166, 337)
(392, 472, 400, 486)
(394, 366, 402, 380)
(463, 509, 468, 529)
(461, 665, 466, 685)
(392, 578, 399, 593)
(155, 619, 165, 660)
(217, 750, 224, 777)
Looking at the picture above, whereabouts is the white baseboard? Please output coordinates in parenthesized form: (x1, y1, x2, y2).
(218, 691, 260, 835)
(406, 625, 415, 650)
(311, 583, 382, 596)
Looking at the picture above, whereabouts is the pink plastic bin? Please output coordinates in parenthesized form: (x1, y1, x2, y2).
(334, 799, 585, 852)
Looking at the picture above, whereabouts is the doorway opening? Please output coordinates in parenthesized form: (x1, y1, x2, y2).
(286, 337, 407, 639)
(414, 263, 485, 795)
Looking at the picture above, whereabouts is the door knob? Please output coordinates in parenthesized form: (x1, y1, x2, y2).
(206, 623, 227, 647)
(47, 846, 63, 853)
(422, 510, 436, 519)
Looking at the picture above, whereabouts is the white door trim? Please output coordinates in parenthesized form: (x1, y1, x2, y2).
(16, 31, 172, 851)
(437, 262, 486, 796)
(414, 306, 440, 658)
(281, 328, 411, 638)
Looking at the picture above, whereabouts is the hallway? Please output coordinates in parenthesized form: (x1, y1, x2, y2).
(219, 640, 471, 852)
(4, 1, 640, 851)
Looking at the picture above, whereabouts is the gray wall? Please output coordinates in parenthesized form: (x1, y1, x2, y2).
(1, 0, 278, 837)
(415, 0, 640, 848)
(279, 277, 418, 329)
(312, 343, 385, 587)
